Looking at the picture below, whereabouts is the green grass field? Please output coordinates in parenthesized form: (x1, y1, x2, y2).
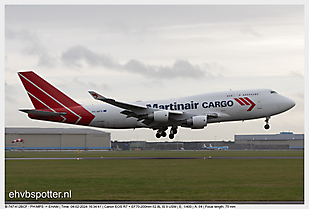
(5, 151, 304, 201)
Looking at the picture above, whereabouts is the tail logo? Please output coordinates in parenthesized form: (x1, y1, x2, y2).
(18, 71, 95, 125)
(91, 93, 99, 99)
(234, 97, 256, 111)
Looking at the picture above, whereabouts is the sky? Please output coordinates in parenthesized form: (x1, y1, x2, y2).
(4, 4, 304, 142)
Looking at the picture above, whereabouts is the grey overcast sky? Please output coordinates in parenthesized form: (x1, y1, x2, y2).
(4, 4, 304, 141)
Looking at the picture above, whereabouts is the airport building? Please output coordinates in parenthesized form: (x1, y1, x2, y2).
(5, 127, 303, 151)
(233, 132, 304, 150)
(113, 140, 228, 151)
(112, 132, 304, 150)
(5, 127, 111, 150)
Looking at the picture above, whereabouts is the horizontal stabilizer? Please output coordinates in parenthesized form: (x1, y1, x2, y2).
(19, 109, 67, 117)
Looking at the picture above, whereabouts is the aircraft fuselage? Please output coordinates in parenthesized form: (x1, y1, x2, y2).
(86, 89, 295, 129)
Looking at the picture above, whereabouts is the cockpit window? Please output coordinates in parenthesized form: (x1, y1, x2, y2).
(270, 90, 278, 94)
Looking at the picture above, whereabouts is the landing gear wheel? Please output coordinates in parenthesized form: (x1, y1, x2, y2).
(172, 128, 177, 135)
(161, 132, 167, 137)
(169, 134, 174, 139)
(264, 116, 271, 130)
(170, 126, 178, 134)
(155, 127, 168, 139)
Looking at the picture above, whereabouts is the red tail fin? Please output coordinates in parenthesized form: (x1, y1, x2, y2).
(18, 71, 95, 125)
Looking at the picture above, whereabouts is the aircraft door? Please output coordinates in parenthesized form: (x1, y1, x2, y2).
(233, 91, 240, 98)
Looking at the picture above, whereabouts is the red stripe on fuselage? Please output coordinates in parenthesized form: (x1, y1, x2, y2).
(234, 98, 245, 106)
(244, 97, 256, 111)
(239, 97, 250, 105)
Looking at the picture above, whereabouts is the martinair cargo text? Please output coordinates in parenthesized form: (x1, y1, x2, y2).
(18, 71, 295, 139)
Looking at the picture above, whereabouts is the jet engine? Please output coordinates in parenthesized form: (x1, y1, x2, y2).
(148, 110, 169, 122)
(185, 115, 207, 129)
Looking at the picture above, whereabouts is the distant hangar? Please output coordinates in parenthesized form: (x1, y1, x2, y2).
(5, 127, 303, 151)
(112, 132, 304, 150)
(234, 132, 304, 150)
(5, 127, 111, 150)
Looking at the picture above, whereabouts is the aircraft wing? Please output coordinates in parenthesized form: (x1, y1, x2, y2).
(89, 90, 183, 113)
(88, 91, 184, 128)
(88, 91, 149, 112)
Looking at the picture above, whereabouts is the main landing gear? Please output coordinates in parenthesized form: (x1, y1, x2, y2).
(169, 128, 177, 139)
(156, 127, 178, 139)
(264, 116, 270, 130)
(156, 131, 166, 138)
(155, 127, 167, 138)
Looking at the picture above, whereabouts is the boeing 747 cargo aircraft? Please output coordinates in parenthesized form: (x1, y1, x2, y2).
(18, 71, 295, 139)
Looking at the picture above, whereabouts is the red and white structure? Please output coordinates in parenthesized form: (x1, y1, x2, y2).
(12, 138, 24, 143)
(12, 138, 25, 157)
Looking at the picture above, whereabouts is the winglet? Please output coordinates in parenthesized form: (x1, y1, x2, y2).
(88, 91, 107, 101)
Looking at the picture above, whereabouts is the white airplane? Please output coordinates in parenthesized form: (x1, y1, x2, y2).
(18, 71, 295, 139)
(203, 144, 229, 150)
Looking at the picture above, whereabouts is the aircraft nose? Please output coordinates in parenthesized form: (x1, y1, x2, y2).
(281, 96, 296, 111)
(287, 97, 296, 109)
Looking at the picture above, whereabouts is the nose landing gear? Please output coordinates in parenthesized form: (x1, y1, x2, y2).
(264, 116, 270, 130)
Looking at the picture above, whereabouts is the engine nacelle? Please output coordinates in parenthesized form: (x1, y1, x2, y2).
(186, 115, 207, 129)
(148, 110, 169, 122)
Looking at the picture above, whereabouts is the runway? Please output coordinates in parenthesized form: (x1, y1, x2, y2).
(5, 156, 304, 160)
